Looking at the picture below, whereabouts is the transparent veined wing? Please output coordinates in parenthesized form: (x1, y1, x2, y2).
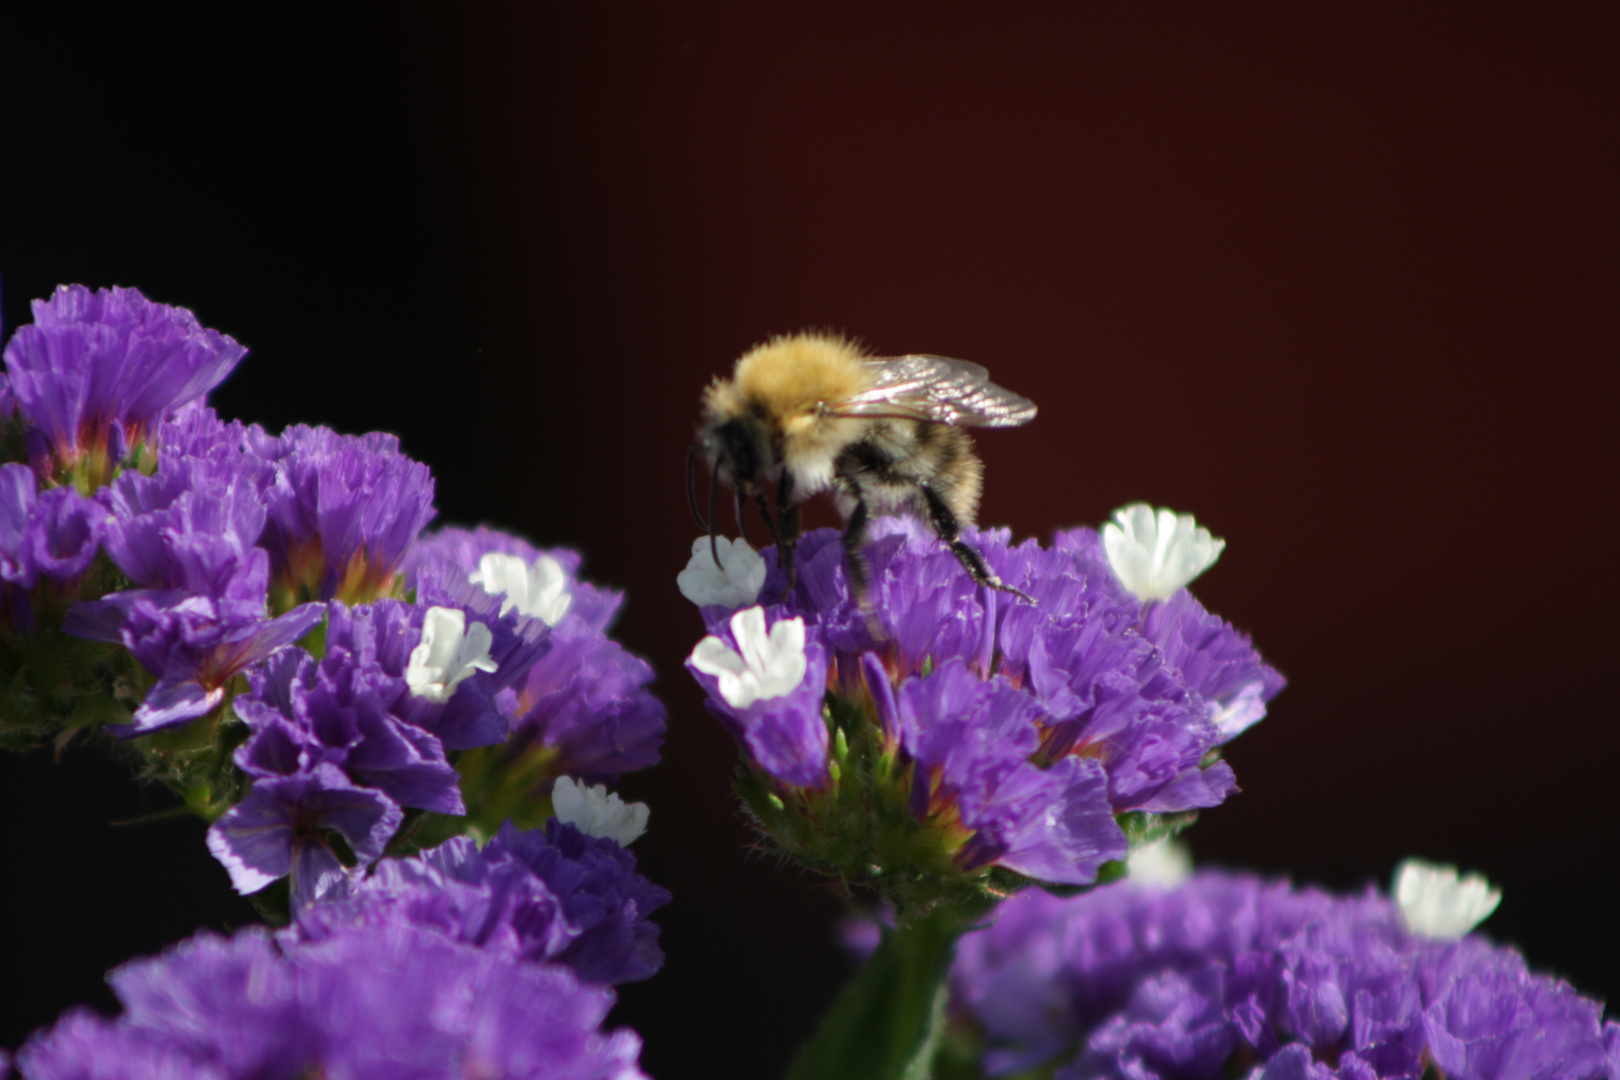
(827, 355, 1037, 427)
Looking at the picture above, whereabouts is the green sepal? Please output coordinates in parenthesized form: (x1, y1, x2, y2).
(1117, 809, 1199, 851)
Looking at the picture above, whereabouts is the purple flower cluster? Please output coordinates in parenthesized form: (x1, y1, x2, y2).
(408, 526, 666, 792)
(14, 920, 648, 1080)
(2, 286, 669, 912)
(950, 871, 1619, 1080)
(686, 517, 1282, 890)
(207, 592, 552, 906)
(292, 820, 670, 986)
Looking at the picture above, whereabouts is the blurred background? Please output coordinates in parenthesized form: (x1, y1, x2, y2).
(1, 4, 1615, 1076)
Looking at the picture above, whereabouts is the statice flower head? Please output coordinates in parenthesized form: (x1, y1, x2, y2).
(0, 464, 103, 589)
(16, 920, 650, 1079)
(682, 509, 1281, 910)
(947, 864, 1616, 1080)
(406, 525, 666, 833)
(249, 424, 437, 610)
(1, 285, 245, 490)
(290, 817, 669, 986)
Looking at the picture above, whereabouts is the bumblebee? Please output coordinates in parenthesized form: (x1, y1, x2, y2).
(689, 332, 1037, 607)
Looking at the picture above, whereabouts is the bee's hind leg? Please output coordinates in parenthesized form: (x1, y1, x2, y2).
(917, 483, 1035, 605)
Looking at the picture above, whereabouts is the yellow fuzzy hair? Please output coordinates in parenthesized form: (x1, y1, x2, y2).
(723, 332, 873, 416)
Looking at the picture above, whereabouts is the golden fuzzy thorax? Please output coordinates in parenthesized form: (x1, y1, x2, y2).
(704, 333, 874, 493)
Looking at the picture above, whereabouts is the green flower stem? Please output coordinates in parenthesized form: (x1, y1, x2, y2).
(786, 898, 993, 1080)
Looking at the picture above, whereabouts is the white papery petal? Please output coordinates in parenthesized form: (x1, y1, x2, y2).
(405, 606, 498, 702)
(552, 776, 649, 846)
(676, 536, 766, 608)
(469, 552, 573, 624)
(1127, 840, 1192, 889)
(689, 606, 808, 710)
(1395, 858, 1502, 938)
(1102, 503, 1226, 601)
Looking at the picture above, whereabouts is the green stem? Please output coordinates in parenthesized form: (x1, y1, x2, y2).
(787, 901, 990, 1080)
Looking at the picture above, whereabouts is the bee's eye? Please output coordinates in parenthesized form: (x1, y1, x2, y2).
(715, 419, 760, 483)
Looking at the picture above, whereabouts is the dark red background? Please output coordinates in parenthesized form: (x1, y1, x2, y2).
(1, 5, 1615, 1078)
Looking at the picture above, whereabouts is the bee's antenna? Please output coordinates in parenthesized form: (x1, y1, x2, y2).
(733, 488, 754, 547)
(687, 443, 710, 531)
(709, 459, 722, 569)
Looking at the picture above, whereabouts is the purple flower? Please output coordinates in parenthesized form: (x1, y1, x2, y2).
(484, 819, 671, 985)
(322, 598, 511, 751)
(205, 764, 404, 907)
(949, 870, 1616, 1080)
(65, 589, 325, 733)
(250, 424, 436, 608)
(291, 819, 670, 986)
(900, 659, 1126, 885)
(228, 598, 515, 823)
(16, 921, 649, 1079)
(9, 1009, 224, 1080)
(688, 604, 830, 789)
(55, 410, 324, 731)
(232, 643, 464, 817)
(505, 628, 666, 782)
(1, 285, 245, 486)
(408, 525, 665, 786)
(0, 463, 104, 592)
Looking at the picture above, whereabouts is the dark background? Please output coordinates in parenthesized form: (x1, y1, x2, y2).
(1, 4, 1615, 1077)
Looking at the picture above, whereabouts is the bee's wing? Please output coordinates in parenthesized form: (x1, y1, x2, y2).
(828, 355, 1037, 427)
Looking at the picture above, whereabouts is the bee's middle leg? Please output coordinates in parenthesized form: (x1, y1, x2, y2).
(917, 483, 1034, 604)
(841, 494, 874, 607)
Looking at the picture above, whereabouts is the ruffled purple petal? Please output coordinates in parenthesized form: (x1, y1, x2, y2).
(205, 765, 402, 904)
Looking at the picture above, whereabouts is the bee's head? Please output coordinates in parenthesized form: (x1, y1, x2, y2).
(697, 379, 778, 496)
(704, 415, 774, 495)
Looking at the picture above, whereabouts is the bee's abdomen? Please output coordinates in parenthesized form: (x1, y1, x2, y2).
(834, 420, 984, 525)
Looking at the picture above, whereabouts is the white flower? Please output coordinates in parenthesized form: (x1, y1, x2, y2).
(1207, 680, 1269, 741)
(405, 606, 497, 703)
(676, 536, 766, 608)
(1102, 503, 1225, 601)
(1394, 858, 1502, 938)
(689, 606, 807, 710)
(552, 776, 649, 846)
(1126, 839, 1193, 889)
(468, 551, 572, 624)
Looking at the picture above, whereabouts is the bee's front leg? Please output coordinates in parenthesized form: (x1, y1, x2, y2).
(917, 483, 1035, 605)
